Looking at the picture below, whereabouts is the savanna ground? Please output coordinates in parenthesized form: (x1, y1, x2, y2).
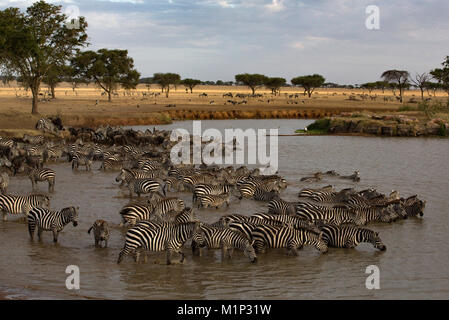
(0, 82, 447, 136)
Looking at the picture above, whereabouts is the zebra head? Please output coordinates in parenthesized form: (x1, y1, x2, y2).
(370, 231, 386, 251)
(244, 240, 258, 263)
(63, 206, 79, 227)
(115, 169, 127, 183)
(305, 231, 328, 253)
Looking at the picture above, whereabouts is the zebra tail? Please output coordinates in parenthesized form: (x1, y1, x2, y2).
(87, 225, 93, 234)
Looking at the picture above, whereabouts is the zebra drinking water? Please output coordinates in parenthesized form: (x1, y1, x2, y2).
(197, 194, 230, 209)
(27, 206, 79, 242)
(318, 223, 386, 250)
(251, 225, 328, 255)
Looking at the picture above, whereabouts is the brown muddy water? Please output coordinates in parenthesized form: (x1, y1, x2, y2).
(0, 119, 448, 299)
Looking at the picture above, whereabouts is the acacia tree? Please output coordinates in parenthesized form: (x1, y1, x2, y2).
(182, 78, 201, 93)
(153, 73, 181, 97)
(0, 1, 88, 114)
(381, 70, 409, 102)
(71, 49, 140, 102)
(42, 64, 70, 99)
(410, 72, 430, 100)
(235, 73, 268, 95)
(430, 56, 449, 97)
(264, 77, 286, 96)
(291, 74, 325, 97)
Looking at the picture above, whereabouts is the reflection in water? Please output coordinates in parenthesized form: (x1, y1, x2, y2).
(0, 119, 448, 299)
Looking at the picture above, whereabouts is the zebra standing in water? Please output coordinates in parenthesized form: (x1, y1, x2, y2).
(119, 203, 154, 226)
(0, 194, 50, 221)
(72, 152, 93, 171)
(251, 225, 328, 255)
(318, 223, 386, 250)
(191, 224, 257, 263)
(197, 194, 230, 209)
(27, 167, 55, 192)
(268, 198, 296, 215)
(88, 219, 110, 247)
(151, 198, 185, 222)
(296, 203, 364, 226)
(192, 184, 233, 203)
(117, 221, 203, 265)
(27, 206, 79, 242)
(128, 178, 165, 197)
(115, 168, 156, 186)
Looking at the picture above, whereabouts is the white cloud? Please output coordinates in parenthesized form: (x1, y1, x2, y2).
(289, 36, 333, 50)
(265, 0, 285, 12)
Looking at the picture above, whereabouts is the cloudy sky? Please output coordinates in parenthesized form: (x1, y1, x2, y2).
(2, 0, 449, 84)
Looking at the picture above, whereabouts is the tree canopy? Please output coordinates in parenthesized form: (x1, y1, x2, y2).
(291, 74, 325, 97)
(71, 49, 140, 101)
(235, 73, 268, 94)
(264, 77, 286, 95)
(430, 56, 449, 96)
(381, 70, 409, 102)
(0, 0, 88, 113)
(153, 73, 181, 97)
(182, 78, 201, 93)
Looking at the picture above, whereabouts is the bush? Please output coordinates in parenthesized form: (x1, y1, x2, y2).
(438, 123, 447, 137)
(307, 118, 331, 132)
(418, 100, 449, 119)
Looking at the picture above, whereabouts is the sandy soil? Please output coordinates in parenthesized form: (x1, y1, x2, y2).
(0, 83, 446, 131)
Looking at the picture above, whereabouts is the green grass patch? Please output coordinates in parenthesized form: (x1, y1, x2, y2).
(295, 129, 327, 135)
(306, 118, 331, 132)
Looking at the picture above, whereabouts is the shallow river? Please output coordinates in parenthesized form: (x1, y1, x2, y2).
(1, 119, 448, 299)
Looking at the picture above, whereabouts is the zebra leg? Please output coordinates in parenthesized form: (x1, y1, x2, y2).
(227, 248, 234, 259)
(287, 241, 299, 256)
(104, 240, 108, 248)
(221, 246, 228, 261)
(28, 223, 35, 239)
(52, 229, 59, 242)
(94, 238, 99, 247)
(2, 211, 7, 221)
(166, 250, 172, 265)
(37, 227, 43, 241)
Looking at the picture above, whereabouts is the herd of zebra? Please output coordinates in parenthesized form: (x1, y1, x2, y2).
(0, 119, 426, 265)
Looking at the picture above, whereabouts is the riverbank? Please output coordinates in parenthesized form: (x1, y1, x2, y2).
(298, 111, 449, 137)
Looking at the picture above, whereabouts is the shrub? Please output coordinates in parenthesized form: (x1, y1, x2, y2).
(438, 123, 447, 137)
(307, 118, 331, 132)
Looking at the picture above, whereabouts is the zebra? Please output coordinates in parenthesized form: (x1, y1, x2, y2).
(403, 195, 426, 217)
(251, 212, 321, 233)
(27, 206, 79, 242)
(119, 203, 154, 226)
(253, 188, 280, 202)
(0, 172, 9, 194)
(237, 180, 280, 199)
(163, 177, 184, 192)
(44, 146, 64, 162)
(338, 171, 360, 182)
(72, 152, 93, 171)
(27, 167, 55, 192)
(297, 185, 334, 198)
(296, 204, 364, 226)
(23, 134, 45, 145)
(128, 178, 164, 197)
(115, 168, 156, 186)
(305, 188, 354, 203)
(197, 194, 230, 209)
(88, 219, 110, 247)
(151, 197, 185, 222)
(117, 221, 203, 265)
(0, 194, 50, 221)
(100, 156, 123, 171)
(36, 118, 60, 136)
(192, 183, 233, 203)
(267, 198, 296, 215)
(251, 225, 328, 255)
(318, 223, 386, 250)
(226, 219, 287, 242)
(191, 224, 257, 263)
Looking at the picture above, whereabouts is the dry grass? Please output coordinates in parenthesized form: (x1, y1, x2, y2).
(0, 82, 447, 130)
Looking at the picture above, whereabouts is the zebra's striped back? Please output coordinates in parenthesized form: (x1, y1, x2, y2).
(318, 224, 386, 250)
(252, 225, 328, 255)
(0, 194, 50, 220)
